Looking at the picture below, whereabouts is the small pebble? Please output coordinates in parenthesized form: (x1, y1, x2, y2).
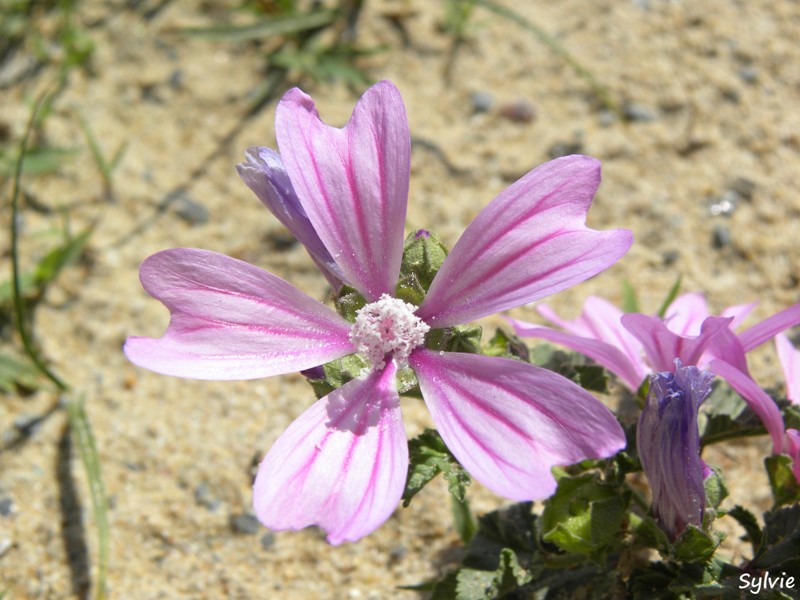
(737, 66, 758, 84)
(172, 192, 209, 225)
(194, 483, 221, 511)
(498, 100, 536, 123)
(469, 91, 494, 113)
(712, 224, 732, 249)
(230, 512, 261, 535)
(0, 497, 15, 517)
(662, 250, 680, 266)
(260, 531, 276, 551)
(707, 190, 738, 217)
(623, 102, 658, 122)
(0, 538, 12, 558)
(729, 177, 756, 201)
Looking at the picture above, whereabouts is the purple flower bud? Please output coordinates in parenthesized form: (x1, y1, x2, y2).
(414, 229, 430, 239)
(637, 361, 714, 541)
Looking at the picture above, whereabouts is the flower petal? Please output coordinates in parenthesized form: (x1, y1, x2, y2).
(509, 318, 646, 391)
(253, 362, 407, 544)
(275, 81, 410, 301)
(664, 293, 711, 337)
(621, 314, 731, 372)
(709, 358, 785, 454)
(409, 349, 625, 501)
(738, 304, 800, 352)
(124, 249, 354, 380)
(237, 146, 345, 291)
(416, 155, 632, 327)
(776, 333, 800, 404)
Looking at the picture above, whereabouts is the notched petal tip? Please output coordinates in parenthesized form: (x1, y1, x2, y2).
(253, 365, 408, 544)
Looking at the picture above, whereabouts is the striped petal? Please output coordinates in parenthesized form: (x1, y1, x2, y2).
(237, 146, 345, 291)
(124, 249, 354, 380)
(621, 314, 731, 373)
(253, 362, 407, 544)
(416, 155, 632, 328)
(409, 350, 625, 501)
(776, 333, 800, 404)
(275, 81, 410, 301)
(708, 359, 785, 454)
(738, 304, 800, 352)
(509, 319, 647, 391)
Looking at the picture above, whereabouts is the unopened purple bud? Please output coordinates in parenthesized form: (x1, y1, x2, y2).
(637, 361, 714, 541)
(414, 229, 430, 239)
(300, 365, 326, 380)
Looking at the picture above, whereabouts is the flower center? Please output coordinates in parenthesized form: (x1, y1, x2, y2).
(349, 294, 430, 370)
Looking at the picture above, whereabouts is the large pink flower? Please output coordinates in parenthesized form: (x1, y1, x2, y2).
(125, 81, 632, 544)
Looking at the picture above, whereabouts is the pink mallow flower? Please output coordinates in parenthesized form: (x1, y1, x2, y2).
(124, 81, 632, 544)
(776, 333, 800, 483)
(512, 294, 800, 455)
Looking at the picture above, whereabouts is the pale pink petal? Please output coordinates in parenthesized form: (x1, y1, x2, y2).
(720, 302, 758, 331)
(664, 293, 711, 337)
(536, 302, 591, 337)
(409, 349, 625, 501)
(622, 314, 731, 372)
(509, 318, 646, 391)
(237, 146, 345, 291)
(416, 156, 633, 328)
(776, 333, 800, 404)
(709, 359, 785, 454)
(124, 249, 354, 380)
(701, 324, 750, 373)
(253, 362, 407, 544)
(738, 304, 800, 352)
(275, 81, 410, 301)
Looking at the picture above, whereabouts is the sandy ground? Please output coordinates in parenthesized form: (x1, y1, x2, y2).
(2, 0, 799, 598)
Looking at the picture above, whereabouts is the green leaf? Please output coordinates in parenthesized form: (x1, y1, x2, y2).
(672, 524, 719, 562)
(180, 9, 337, 41)
(656, 273, 683, 318)
(699, 380, 766, 447)
(573, 364, 610, 393)
(432, 549, 532, 600)
(765, 454, 800, 507)
(753, 504, 800, 573)
(33, 228, 92, 289)
(726, 505, 762, 552)
(541, 474, 627, 556)
(403, 429, 470, 507)
(0, 146, 78, 176)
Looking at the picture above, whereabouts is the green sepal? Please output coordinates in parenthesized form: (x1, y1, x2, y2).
(403, 428, 471, 507)
(725, 505, 762, 553)
(765, 454, 800, 507)
(395, 272, 426, 306)
(703, 467, 729, 512)
(306, 354, 368, 398)
(334, 285, 367, 322)
(482, 328, 529, 361)
(396, 365, 421, 397)
(426, 324, 483, 354)
(399, 230, 449, 292)
(671, 524, 720, 563)
(541, 473, 628, 556)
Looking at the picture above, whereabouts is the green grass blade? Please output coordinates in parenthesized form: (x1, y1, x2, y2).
(656, 274, 683, 319)
(180, 9, 337, 42)
(473, 0, 619, 114)
(621, 279, 639, 314)
(66, 398, 109, 600)
(10, 90, 69, 392)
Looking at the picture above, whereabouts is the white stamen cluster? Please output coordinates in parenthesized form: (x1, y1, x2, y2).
(349, 294, 430, 370)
